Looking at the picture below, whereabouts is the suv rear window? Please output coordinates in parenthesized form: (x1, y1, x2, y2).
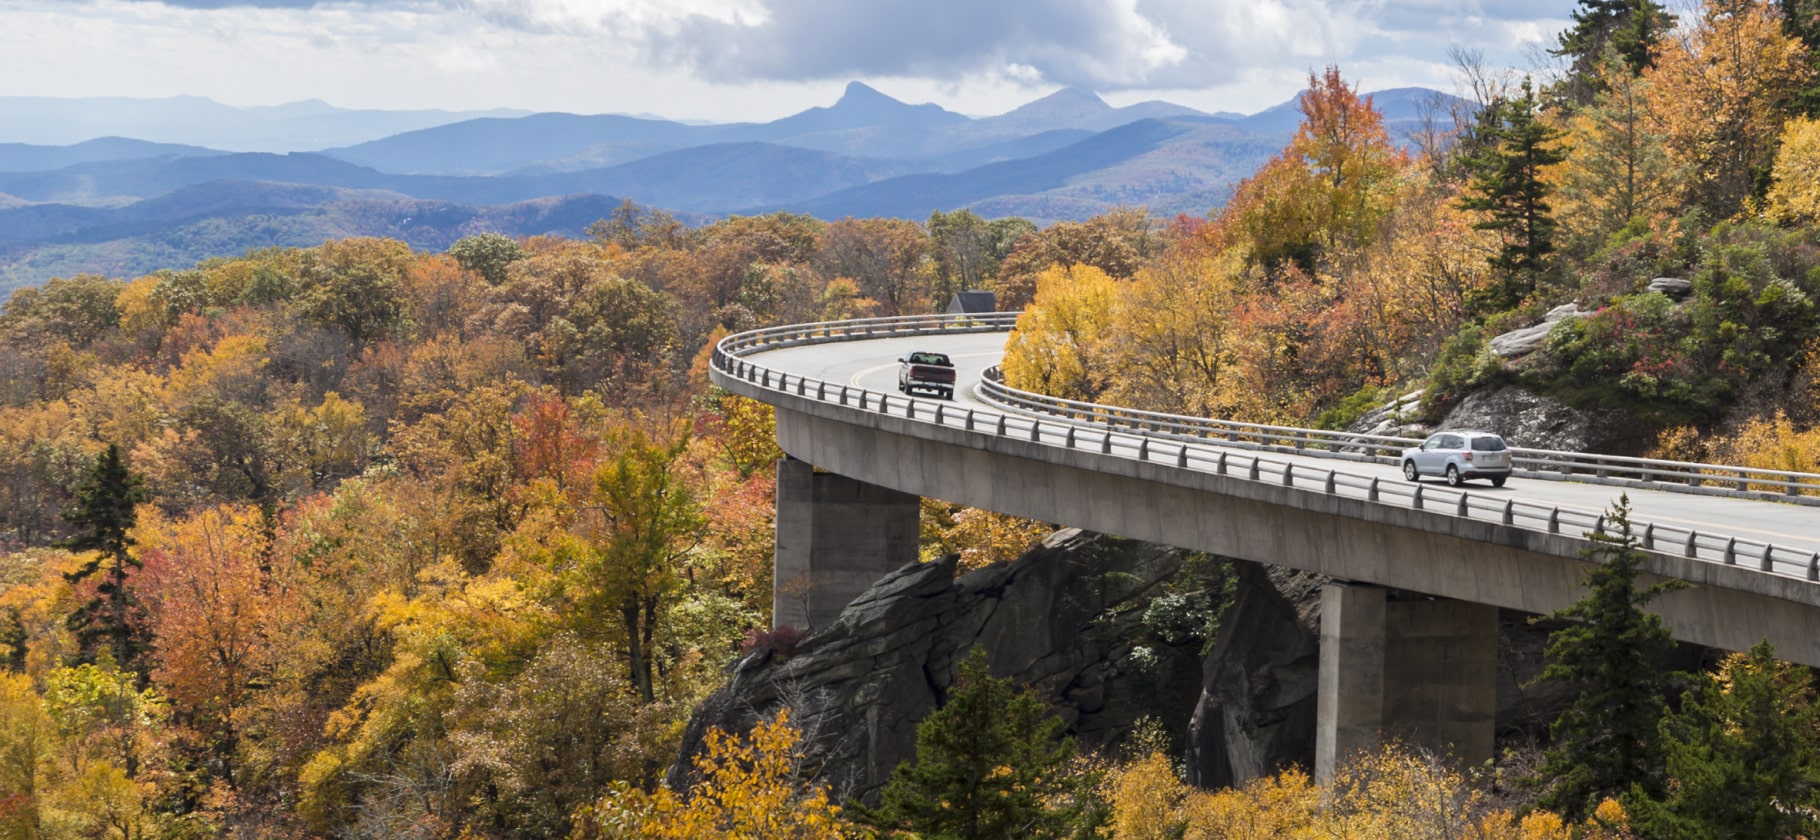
(1470, 437, 1507, 451)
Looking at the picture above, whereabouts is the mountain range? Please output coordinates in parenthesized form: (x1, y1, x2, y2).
(0, 83, 1461, 293)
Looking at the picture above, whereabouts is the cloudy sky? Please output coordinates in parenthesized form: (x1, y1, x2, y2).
(0, 0, 1580, 122)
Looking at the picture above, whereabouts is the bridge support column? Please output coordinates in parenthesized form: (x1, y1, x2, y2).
(1316, 583, 1497, 784)
(773, 457, 920, 632)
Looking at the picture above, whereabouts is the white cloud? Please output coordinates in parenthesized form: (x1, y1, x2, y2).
(0, 0, 1579, 124)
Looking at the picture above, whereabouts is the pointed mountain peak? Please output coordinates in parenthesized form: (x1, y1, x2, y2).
(761, 81, 968, 136)
(1038, 87, 1110, 109)
(835, 81, 899, 108)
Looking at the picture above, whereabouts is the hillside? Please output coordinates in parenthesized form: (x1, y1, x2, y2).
(0, 183, 633, 295)
(0, 137, 227, 172)
(783, 118, 1279, 221)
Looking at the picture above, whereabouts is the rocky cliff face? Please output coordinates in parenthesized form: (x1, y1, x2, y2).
(1349, 384, 1639, 454)
(1186, 560, 1322, 788)
(671, 530, 1216, 802)
(675, 529, 1698, 802)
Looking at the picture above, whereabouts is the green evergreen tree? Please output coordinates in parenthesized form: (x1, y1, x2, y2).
(60, 443, 149, 672)
(1530, 495, 1685, 821)
(1553, 0, 1675, 105)
(1628, 640, 1820, 840)
(1781, 0, 1820, 116)
(868, 648, 1100, 839)
(1459, 78, 1568, 314)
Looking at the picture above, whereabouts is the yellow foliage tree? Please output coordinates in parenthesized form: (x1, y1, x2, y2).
(0, 671, 61, 838)
(1216, 67, 1411, 274)
(572, 710, 853, 839)
(1104, 744, 1636, 840)
(1001, 263, 1120, 401)
(1709, 410, 1820, 492)
(920, 499, 1053, 572)
(1100, 248, 1250, 418)
(1765, 115, 1820, 225)
(1646, 0, 1812, 218)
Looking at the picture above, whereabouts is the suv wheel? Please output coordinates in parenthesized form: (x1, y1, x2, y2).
(1445, 464, 1463, 487)
(1402, 460, 1419, 481)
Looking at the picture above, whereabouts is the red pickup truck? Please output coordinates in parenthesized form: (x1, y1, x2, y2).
(897, 351, 956, 399)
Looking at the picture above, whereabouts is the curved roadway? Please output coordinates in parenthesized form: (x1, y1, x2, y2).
(750, 331, 1820, 560)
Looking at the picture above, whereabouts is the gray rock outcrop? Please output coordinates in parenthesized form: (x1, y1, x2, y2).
(1489, 303, 1587, 358)
(1647, 277, 1693, 298)
(670, 530, 1214, 803)
(1439, 384, 1642, 453)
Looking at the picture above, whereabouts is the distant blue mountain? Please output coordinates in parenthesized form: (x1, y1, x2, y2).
(0, 95, 532, 152)
(745, 81, 969, 138)
(0, 137, 227, 172)
(0, 143, 900, 212)
(0, 83, 1467, 290)
(327, 112, 705, 175)
(326, 82, 976, 175)
(780, 117, 1282, 222)
(0, 181, 646, 295)
(783, 119, 1196, 219)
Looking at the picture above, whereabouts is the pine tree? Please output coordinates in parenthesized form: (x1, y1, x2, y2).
(1628, 641, 1820, 839)
(1554, 0, 1676, 105)
(1531, 494, 1685, 821)
(1459, 78, 1568, 314)
(868, 648, 1099, 839)
(1781, 0, 1820, 116)
(60, 443, 149, 672)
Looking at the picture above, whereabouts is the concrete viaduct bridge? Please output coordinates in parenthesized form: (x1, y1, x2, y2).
(709, 314, 1820, 781)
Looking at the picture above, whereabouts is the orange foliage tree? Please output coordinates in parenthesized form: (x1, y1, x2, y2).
(1216, 67, 1411, 274)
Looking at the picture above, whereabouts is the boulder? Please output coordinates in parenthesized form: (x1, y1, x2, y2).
(1647, 277, 1693, 298)
(670, 530, 1213, 802)
(1488, 303, 1587, 358)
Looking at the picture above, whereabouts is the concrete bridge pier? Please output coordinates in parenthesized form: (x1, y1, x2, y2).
(1316, 582, 1498, 784)
(773, 457, 921, 631)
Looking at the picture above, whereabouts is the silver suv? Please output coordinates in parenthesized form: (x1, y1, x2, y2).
(1401, 431, 1512, 487)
